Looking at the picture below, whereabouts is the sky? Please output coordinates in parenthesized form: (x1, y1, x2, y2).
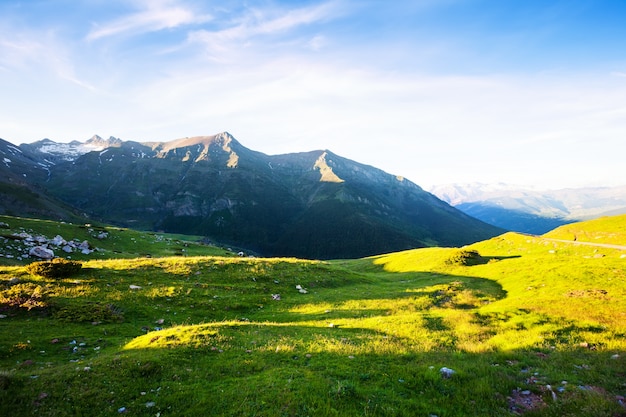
(1, 0, 626, 190)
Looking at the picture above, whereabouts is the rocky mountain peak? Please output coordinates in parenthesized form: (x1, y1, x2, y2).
(314, 151, 344, 183)
(86, 135, 122, 148)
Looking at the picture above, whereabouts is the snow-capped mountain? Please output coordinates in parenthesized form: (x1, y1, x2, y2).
(19, 135, 122, 166)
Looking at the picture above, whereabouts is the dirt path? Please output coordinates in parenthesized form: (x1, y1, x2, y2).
(541, 238, 626, 251)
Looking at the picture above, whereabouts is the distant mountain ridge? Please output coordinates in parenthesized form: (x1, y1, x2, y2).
(430, 183, 626, 234)
(0, 132, 503, 259)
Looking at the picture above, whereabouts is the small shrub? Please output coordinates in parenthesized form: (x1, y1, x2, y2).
(53, 302, 123, 323)
(444, 250, 484, 266)
(0, 283, 49, 311)
(25, 258, 82, 279)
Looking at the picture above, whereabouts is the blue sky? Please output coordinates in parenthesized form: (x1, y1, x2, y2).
(1, 0, 626, 189)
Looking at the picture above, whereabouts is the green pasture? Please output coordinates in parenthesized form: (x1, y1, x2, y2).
(0, 216, 625, 416)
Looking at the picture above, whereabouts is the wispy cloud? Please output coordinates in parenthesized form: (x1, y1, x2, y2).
(187, 1, 344, 60)
(0, 32, 96, 91)
(86, 0, 212, 41)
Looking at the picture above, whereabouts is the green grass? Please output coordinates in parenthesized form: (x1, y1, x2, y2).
(0, 216, 625, 416)
(543, 213, 626, 245)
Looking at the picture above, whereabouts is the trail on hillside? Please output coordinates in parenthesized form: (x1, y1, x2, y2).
(541, 238, 626, 251)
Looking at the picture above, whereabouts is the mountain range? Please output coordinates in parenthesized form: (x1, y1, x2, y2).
(430, 183, 626, 234)
(0, 132, 503, 259)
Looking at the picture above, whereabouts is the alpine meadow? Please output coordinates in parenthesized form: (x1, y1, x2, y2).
(0, 214, 625, 416)
(4, 1, 626, 416)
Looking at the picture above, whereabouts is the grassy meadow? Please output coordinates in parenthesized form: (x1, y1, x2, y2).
(0, 215, 625, 416)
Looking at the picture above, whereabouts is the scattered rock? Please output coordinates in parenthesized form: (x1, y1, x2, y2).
(129, 285, 142, 290)
(0, 222, 9, 229)
(271, 294, 281, 301)
(439, 367, 456, 378)
(508, 388, 546, 414)
(28, 246, 54, 260)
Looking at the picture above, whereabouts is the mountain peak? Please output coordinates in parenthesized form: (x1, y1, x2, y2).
(154, 133, 240, 167)
(314, 151, 344, 183)
(86, 135, 122, 147)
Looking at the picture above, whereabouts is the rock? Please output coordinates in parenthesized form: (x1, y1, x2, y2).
(129, 285, 142, 290)
(0, 222, 9, 229)
(0, 315, 7, 319)
(29, 246, 54, 259)
(78, 240, 91, 250)
(62, 245, 73, 253)
(96, 232, 108, 239)
(271, 294, 281, 301)
(439, 367, 456, 378)
(51, 235, 66, 246)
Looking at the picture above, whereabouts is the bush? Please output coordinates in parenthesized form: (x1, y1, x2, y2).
(53, 302, 123, 323)
(25, 258, 83, 278)
(444, 249, 484, 266)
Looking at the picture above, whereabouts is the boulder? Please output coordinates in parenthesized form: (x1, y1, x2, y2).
(29, 246, 54, 259)
(51, 235, 67, 246)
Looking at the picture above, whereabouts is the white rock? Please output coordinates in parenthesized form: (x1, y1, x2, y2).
(51, 235, 67, 246)
(29, 246, 54, 259)
(439, 367, 456, 378)
(129, 285, 142, 290)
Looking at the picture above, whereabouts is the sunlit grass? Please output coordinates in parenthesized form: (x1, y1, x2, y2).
(1, 216, 626, 416)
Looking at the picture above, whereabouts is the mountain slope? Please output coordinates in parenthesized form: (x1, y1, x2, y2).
(14, 132, 503, 258)
(0, 138, 84, 221)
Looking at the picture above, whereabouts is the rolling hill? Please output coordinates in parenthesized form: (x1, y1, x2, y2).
(0, 214, 624, 416)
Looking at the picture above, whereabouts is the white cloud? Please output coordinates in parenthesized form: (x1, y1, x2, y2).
(187, 1, 343, 60)
(86, 0, 212, 41)
(0, 31, 96, 91)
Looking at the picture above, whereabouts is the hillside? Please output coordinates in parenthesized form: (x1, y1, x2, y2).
(543, 214, 626, 245)
(0, 138, 85, 222)
(5, 133, 502, 259)
(0, 215, 625, 416)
